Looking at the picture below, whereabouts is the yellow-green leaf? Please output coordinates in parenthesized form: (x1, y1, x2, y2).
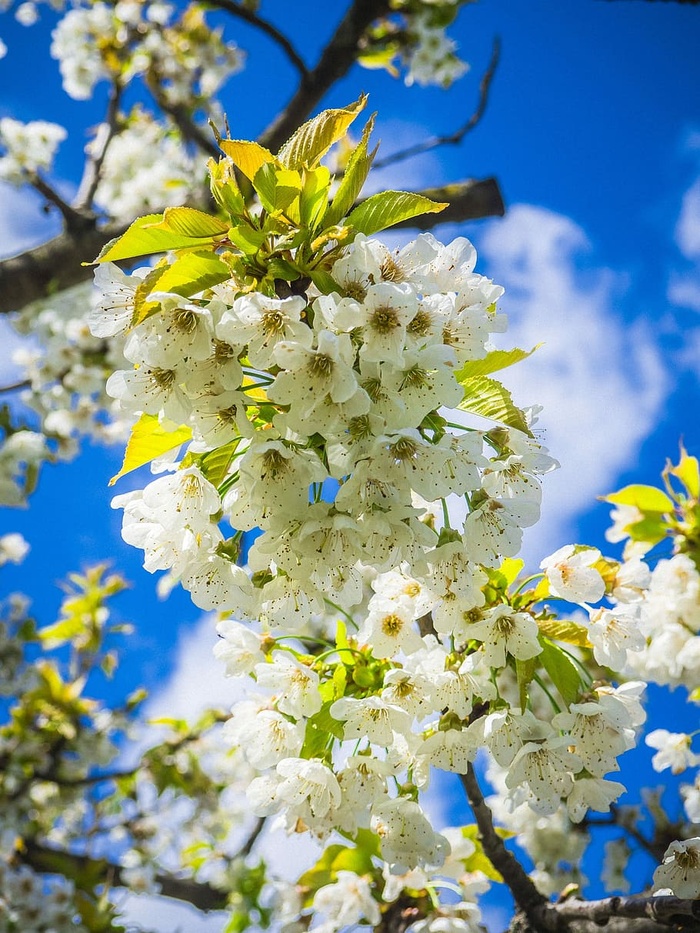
(94, 213, 224, 264)
(603, 484, 674, 514)
(146, 206, 229, 238)
(278, 95, 367, 170)
(458, 375, 531, 436)
(219, 139, 277, 181)
(455, 346, 540, 382)
(253, 163, 301, 214)
(537, 617, 592, 649)
(110, 414, 192, 486)
(198, 439, 241, 487)
(150, 251, 232, 298)
(668, 445, 700, 499)
(299, 165, 332, 229)
(346, 190, 447, 236)
(324, 113, 377, 228)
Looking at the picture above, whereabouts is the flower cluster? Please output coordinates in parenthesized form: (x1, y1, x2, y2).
(50, 0, 242, 102)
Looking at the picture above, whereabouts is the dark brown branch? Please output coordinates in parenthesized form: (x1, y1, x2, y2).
(373, 37, 501, 171)
(204, 0, 309, 78)
(0, 378, 31, 394)
(459, 764, 560, 932)
(74, 81, 124, 212)
(0, 221, 129, 314)
(23, 840, 229, 912)
(257, 0, 392, 154)
(0, 179, 503, 315)
(239, 816, 265, 858)
(29, 173, 95, 235)
(392, 178, 505, 229)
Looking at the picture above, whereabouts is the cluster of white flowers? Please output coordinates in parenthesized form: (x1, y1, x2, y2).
(0, 863, 85, 931)
(0, 118, 66, 185)
(50, 0, 242, 102)
(91, 108, 194, 218)
(404, 9, 469, 89)
(625, 552, 700, 689)
(0, 281, 133, 506)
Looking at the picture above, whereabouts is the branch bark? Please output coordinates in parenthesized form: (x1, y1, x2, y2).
(0, 178, 504, 315)
(23, 839, 229, 913)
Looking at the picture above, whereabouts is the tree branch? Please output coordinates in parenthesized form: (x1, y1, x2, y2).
(257, 0, 392, 154)
(74, 81, 124, 212)
(0, 178, 503, 315)
(373, 37, 501, 171)
(29, 173, 95, 235)
(459, 764, 559, 931)
(23, 839, 229, 912)
(554, 895, 700, 930)
(392, 178, 505, 229)
(204, 0, 309, 78)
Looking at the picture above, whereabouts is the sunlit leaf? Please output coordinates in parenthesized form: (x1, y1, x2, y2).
(278, 95, 367, 170)
(109, 414, 192, 486)
(458, 375, 531, 435)
(325, 113, 377, 228)
(219, 139, 277, 180)
(455, 346, 540, 381)
(603, 484, 674, 513)
(346, 190, 447, 236)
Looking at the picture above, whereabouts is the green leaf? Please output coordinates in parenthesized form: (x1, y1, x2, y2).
(668, 444, 700, 499)
(297, 844, 374, 897)
(147, 206, 229, 238)
(110, 414, 192, 486)
(537, 617, 592, 649)
(253, 162, 302, 214)
(516, 656, 537, 712)
(539, 638, 582, 706)
(278, 95, 367, 170)
(603, 484, 674, 513)
(458, 375, 531, 435)
(198, 439, 242, 488)
(299, 165, 332, 230)
(346, 190, 447, 236)
(228, 224, 268, 255)
(150, 251, 232, 298)
(301, 700, 345, 759)
(219, 139, 277, 181)
(455, 346, 540, 382)
(324, 114, 377, 228)
(93, 212, 226, 264)
(459, 825, 514, 883)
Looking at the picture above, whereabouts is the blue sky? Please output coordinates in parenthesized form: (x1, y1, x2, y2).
(1, 0, 700, 926)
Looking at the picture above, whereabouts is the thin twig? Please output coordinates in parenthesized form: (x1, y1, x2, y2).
(373, 37, 501, 170)
(74, 80, 124, 212)
(204, 0, 309, 78)
(0, 378, 31, 394)
(29, 173, 94, 234)
(239, 816, 265, 858)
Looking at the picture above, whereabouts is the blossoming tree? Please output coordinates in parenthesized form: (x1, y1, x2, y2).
(1, 2, 700, 933)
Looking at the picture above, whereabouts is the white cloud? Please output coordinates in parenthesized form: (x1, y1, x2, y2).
(479, 204, 668, 561)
